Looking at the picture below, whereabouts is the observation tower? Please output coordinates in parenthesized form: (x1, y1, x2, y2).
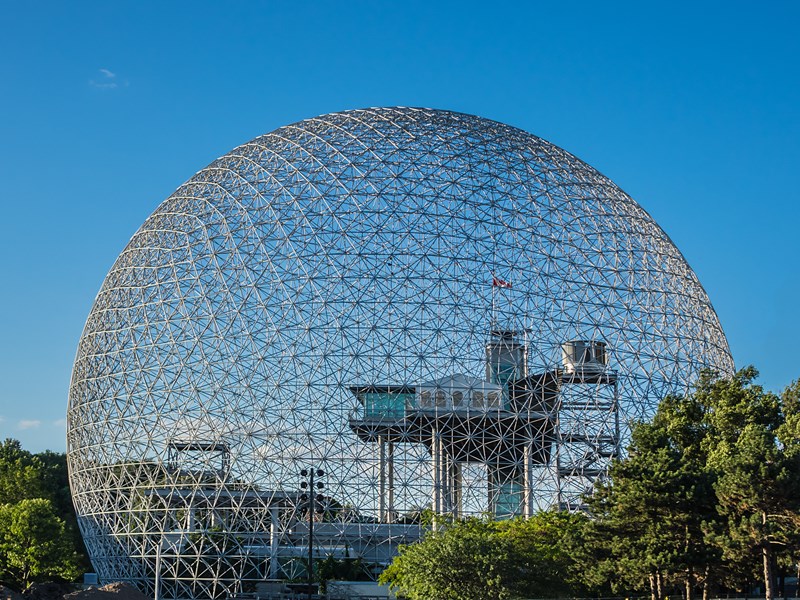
(67, 107, 733, 599)
(349, 331, 619, 518)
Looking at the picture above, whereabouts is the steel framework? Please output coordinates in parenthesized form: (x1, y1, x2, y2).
(67, 107, 733, 599)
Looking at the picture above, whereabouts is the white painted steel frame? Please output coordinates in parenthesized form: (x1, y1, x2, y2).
(67, 107, 733, 600)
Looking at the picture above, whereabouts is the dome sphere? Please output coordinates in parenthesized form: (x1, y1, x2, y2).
(68, 107, 732, 597)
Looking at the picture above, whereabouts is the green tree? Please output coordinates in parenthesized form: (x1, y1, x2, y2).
(34, 450, 73, 520)
(380, 513, 585, 600)
(700, 368, 800, 600)
(31, 449, 91, 572)
(495, 510, 586, 597)
(0, 440, 91, 582)
(594, 368, 800, 600)
(0, 498, 80, 589)
(0, 440, 45, 505)
(583, 391, 722, 600)
(380, 518, 517, 600)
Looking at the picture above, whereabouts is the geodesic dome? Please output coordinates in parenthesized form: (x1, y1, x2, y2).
(67, 107, 733, 599)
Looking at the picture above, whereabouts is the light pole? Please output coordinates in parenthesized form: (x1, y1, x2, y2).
(154, 535, 171, 600)
(154, 540, 161, 600)
(299, 468, 324, 600)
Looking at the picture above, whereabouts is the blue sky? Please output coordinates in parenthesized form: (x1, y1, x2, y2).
(0, 1, 798, 452)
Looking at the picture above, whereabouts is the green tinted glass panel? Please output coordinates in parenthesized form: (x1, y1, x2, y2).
(363, 392, 413, 418)
(492, 480, 523, 519)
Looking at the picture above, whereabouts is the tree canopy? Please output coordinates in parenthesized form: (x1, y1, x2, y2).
(0, 439, 88, 590)
(379, 512, 583, 600)
(582, 368, 800, 600)
(0, 498, 81, 589)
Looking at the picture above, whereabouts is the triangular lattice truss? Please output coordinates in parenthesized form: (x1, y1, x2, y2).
(67, 107, 733, 599)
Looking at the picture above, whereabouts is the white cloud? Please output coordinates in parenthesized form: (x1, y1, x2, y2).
(53, 418, 66, 427)
(89, 68, 128, 90)
(18, 419, 41, 430)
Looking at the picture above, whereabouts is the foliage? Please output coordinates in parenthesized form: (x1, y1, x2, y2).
(0, 439, 90, 588)
(0, 440, 45, 505)
(380, 518, 515, 600)
(30, 449, 90, 573)
(379, 513, 584, 600)
(700, 369, 800, 599)
(495, 510, 587, 596)
(581, 390, 723, 599)
(0, 498, 81, 589)
(581, 368, 800, 600)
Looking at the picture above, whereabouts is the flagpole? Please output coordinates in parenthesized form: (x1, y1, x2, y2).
(490, 274, 512, 332)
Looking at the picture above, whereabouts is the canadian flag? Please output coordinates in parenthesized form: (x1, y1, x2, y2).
(492, 274, 512, 289)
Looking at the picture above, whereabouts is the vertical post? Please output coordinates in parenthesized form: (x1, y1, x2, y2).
(431, 430, 441, 521)
(269, 507, 279, 579)
(299, 467, 324, 600)
(386, 442, 395, 523)
(613, 380, 621, 459)
(554, 381, 564, 510)
(487, 466, 495, 517)
(307, 469, 314, 600)
(379, 436, 386, 522)
(450, 460, 462, 518)
(524, 442, 534, 517)
(549, 383, 560, 509)
(440, 439, 450, 515)
(154, 540, 161, 600)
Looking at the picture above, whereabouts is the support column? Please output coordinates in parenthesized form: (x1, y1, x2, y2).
(386, 442, 395, 523)
(487, 465, 496, 517)
(432, 431, 442, 515)
(379, 436, 386, 521)
(449, 460, 462, 518)
(437, 434, 445, 514)
(555, 406, 564, 510)
(613, 380, 621, 459)
(269, 507, 279, 579)
(524, 442, 534, 517)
